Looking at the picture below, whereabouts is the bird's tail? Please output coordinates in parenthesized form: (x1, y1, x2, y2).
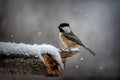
(82, 45, 96, 56)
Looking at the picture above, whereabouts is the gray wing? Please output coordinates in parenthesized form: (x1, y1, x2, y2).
(63, 33, 96, 56)
(63, 33, 84, 46)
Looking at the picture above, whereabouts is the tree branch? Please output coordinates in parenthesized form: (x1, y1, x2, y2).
(0, 42, 80, 76)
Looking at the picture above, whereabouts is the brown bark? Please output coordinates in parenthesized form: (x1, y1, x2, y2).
(0, 49, 79, 76)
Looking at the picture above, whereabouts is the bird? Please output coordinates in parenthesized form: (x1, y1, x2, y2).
(58, 23, 95, 56)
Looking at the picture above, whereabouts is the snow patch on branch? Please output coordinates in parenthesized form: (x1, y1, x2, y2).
(0, 42, 64, 70)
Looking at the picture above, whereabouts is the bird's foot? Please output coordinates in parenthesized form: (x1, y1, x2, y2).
(68, 48, 72, 53)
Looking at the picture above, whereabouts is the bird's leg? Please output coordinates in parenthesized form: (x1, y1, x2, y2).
(60, 49, 65, 53)
(64, 47, 70, 51)
(60, 48, 69, 53)
(63, 47, 72, 52)
(68, 48, 72, 53)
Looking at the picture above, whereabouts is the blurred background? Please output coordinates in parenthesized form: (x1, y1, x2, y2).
(0, 0, 120, 80)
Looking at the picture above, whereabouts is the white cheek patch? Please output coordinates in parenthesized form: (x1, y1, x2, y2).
(63, 27, 71, 33)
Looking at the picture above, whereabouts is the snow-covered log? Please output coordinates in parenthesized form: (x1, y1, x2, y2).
(0, 42, 80, 76)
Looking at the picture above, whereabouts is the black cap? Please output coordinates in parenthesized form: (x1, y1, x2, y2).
(59, 23, 69, 27)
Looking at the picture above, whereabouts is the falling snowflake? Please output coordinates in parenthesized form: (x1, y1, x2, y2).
(99, 66, 103, 70)
(75, 65, 79, 68)
(80, 10, 84, 14)
(10, 34, 14, 38)
(80, 57, 84, 61)
(37, 32, 42, 36)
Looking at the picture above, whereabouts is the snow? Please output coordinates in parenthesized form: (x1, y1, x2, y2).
(70, 48, 80, 51)
(58, 48, 80, 52)
(75, 65, 79, 68)
(80, 57, 84, 61)
(80, 10, 84, 13)
(37, 32, 42, 36)
(99, 66, 103, 70)
(10, 34, 14, 38)
(0, 42, 64, 70)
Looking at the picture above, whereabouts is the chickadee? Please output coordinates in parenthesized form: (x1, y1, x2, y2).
(58, 23, 95, 56)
